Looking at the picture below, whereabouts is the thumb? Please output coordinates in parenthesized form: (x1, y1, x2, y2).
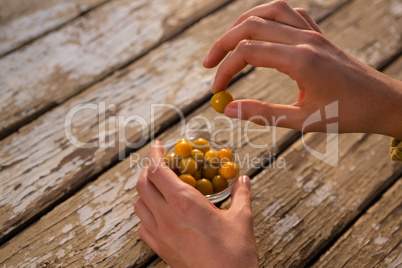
(230, 175, 252, 215)
(148, 140, 165, 173)
(224, 99, 304, 130)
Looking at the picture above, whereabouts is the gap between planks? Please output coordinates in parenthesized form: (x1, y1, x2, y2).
(1, 0, 401, 264)
(0, 0, 112, 58)
(0, 0, 233, 141)
(304, 53, 402, 267)
(313, 177, 402, 267)
(0, 0, 275, 245)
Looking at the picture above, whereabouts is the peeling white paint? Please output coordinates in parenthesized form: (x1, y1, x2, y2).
(0, 7, 210, 223)
(357, 233, 367, 244)
(56, 248, 66, 259)
(261, 199, 282, 221)
(124, 168, 142, 191)
(0, 0, 177, 133)
(0, 3, 78, 55)
(306, 182, 333, 207)
(374, 236, 388, 245)
(77, 205, 100, 225)
(269, 213, 300, 245)
(62, 224, 73, 233)
(60, 232, 74, 245)
(390, 1, 402, 16)
(372, 223, 379, 231)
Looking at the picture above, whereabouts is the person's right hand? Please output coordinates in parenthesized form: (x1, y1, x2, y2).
(203, 0, 402, 139)
(135, 141, 258, 268)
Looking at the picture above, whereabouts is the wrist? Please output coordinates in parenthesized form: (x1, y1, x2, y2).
(373, 75, 402, 140)
(351, 66, 402, 139)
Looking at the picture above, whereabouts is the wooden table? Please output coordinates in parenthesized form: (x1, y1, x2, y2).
(1, 0, 401, 267)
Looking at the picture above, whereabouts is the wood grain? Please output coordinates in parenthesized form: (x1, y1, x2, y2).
(0, 0, 277, 244)
(312, 55, 402, 268)
(312, 179, 402, 268)
(0, 0, 231, 139)
(248, 133, 402, 267)
(219, 53, 402, 268)
(0, 0, 109, 56)
(1, 0, 400, 266)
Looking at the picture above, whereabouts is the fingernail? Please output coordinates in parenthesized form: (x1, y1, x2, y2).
(240, 175, 251, 189)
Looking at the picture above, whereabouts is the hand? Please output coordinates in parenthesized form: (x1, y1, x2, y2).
(135, 141, 258, 268)
(204, 0, 402, 139)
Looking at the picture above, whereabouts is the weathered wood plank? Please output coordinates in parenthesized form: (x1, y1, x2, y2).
(148, 0, 402, 266)
(248, 133, 402, 267)
(0, 0, 285, 244)
(218, 56, 402, 268)
(0, 0, 231, 139)
(0, 61, 299, 266)
(312, 56, 402, 267)
(0, 0, 109, 56)
(1, 0, 400, 266)
(312, 178, 402, 268)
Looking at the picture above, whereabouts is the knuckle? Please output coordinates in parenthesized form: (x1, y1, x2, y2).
(297, 44, 317, 63)
(236, 39, 253, 52)
(241, 207, 253, 220)
(291, 42, 326, 78)
(295, 7, 308, 16)
(134, 198, 144, 215)
(136, 176, 145, 194)
(138, 225, 146, 239)
(272, 0, 291, 13)
(170, 192, 193, 215)
(157, 216, 170, 232)
(134, 199, 140, 213)
(214, 38, 225, 51)
(244, 15, 264, 28)
(249, 101, 273, 124)
(304, 31, 329, 46)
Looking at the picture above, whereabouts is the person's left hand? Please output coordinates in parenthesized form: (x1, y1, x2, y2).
(135, 140, 258, 268)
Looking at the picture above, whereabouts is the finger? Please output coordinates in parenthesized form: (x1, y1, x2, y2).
(294, 8, 322, 33)
(230, 175, 252, 215)
(147, 140, 183, 202)
(136, 167, 168, 214)
(134, 198, 158, 232)
(233, 0, 312, 31)
(205, 17, 307, 68)
(138, 225, 160, 253)
(211, 40, 298, 93)
(224, 99, 306, 131)
(204, 1, 312, 69)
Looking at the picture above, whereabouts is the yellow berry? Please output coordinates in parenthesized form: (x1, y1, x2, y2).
(174, 139, 192, 158)
(204, 150, 219, 164)
(178, 158, 198, 176)
(179, 174, 196, 187)
(211, 91, 234, 113)
(164, 153, 180, 170)
(193, 168, 202, 180)
(212, 175, 228, 193)
(201, 162, 219, 180)
(219, 161, 239, 179)
(217, 148, 233, 163)
(191, 149, 204, 167)
(191, 138, 210, 153)
(196, 179, 213, 195)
